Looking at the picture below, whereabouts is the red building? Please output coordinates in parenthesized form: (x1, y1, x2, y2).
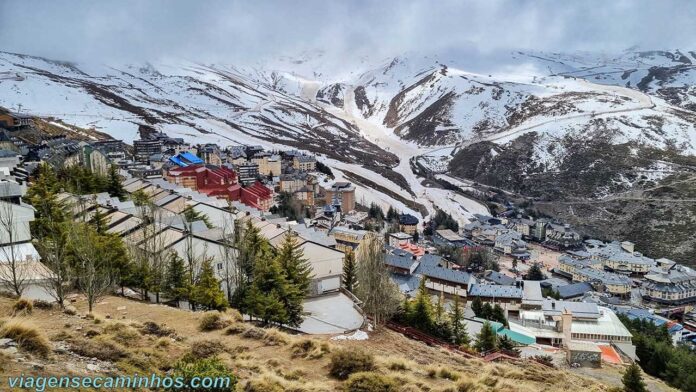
(241, 181, 273, 211)
(165, 164, 272, 211)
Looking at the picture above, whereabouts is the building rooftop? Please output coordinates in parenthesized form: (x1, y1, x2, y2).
(483, 270, 516, 286)
(468, 283, 523, 299)
(416, 254, 473, 286)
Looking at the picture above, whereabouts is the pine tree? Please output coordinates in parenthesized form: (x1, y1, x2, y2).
(525, 263, 545, 281)
(342, 249, 357, 292)
(107, 165, 125, 198)
(410, 278, 434, 332)
(481, 302, 493, 320)
(497, 335, 516, 351)
(471, 296, 483, 318)
(492, 304, 508, 327)
(246, 253, 289, 325)
(435, 291, 445, 323)
(622, 363, 647, 392)
(91, 207, 109, 235)
(474, 321, 497, 353)
(449, 296, 469, 346)
(275, 234, 312, 327)
(191, 259, 228, 311)
(164, 252, 190, 307)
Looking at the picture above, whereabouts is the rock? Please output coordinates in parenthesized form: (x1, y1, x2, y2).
(1, 347, 18, 355)
(105, 314, 112, 319)
(86, 363, 99, 371)
(0, 338, 13, 348)
(30, 362, 44, 370)
(64, 305, 77, 315)
(75, 326, 83, 331)
(7, 341, 17, 347)
(116, 306, 126, 311)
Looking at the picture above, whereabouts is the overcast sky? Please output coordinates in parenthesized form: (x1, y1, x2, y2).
(1, 0, 694, 65)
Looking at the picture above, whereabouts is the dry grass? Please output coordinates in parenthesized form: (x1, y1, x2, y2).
(11, 298, 33, 316)
(0, 319, 50, 357)
(198, 311, 233, 332)
(69, 335, 127, 361)
(291, 338, 331, 359)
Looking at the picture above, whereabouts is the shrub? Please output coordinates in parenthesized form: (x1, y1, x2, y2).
(438, 368, 460, 381)
(12, 298, 33, 316)
(241, 327, 266, 340)
(244, 376, 284, 392)
(63, 305, 77, 315)
(103, 323, 140, 344)
(225, 324, 247, 335)
(386, 360, 408, 371)
(343, 372, 397, 392)
(0, 319, 50, 357)
(291, 339, 330, 359)
(167, 357, 236, 392)
(329, 349, 375, 380)
(226, 308, 243, 322)
(456, 380, 477, 392)
(531, 354, 554, 368)
(199, 312, 232, 332)
(262, 328, 289, 346)
(190, 339, 225, 359)
(155, 337, 171, 349)
(69, 336, 127, 361)
(140, 321, 174, 337)
(33, 299, 54, 310)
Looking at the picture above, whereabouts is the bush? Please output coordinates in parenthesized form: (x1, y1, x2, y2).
(225, 324, 248, 335)
(63, 305, 77, 316)
(190, 339, 225, 359)
(140, 321, 174, 337)
(0, 319, 50, 357)
(167, 357, 236, 392)
(103, 323, 140, 344)
(438, 367, 460, 381)
(199, 312, 232, 332)
(12, 298, 33, 316)
(243, 376, 285, 392)
(69, 336, 127, 361)
(329, 349, 375, 380)
(343, 372, 397, 392)
(262, 329, 289, 346)
(291, 339, 330, 359)
(33, 299, 54, 310)
(226, 308, 243, 322)
(241, 327, 266, 340)
(456, 380, 477, 392)
(386, 360, 408, 371)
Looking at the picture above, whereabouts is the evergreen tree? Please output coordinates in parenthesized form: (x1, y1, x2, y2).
(191, 259, 228, 311)
(410, 278, 435, 332)
(497, 335, 517, 352)
(386, 206, 398, 222)
(245, 253, 289, 325)
(481, 302, 493, 320)
(91, 207, 109, 235)
(622, 363, 647, 392)
(434, 291, 445, 323)
(182, 206, 213, 228)
(474, 321, 497, 353)
(525, 263, 545, 280)
(342, 249, 357, 292)
(471, 296, 483, 317)
(275, 234, 312, 327)
(164, 252, 190, 307)
(231, 221, 268, 312)
(492, 304, 508, 327)
(107, 165, 125, 198)
(449, 295, 469, 346)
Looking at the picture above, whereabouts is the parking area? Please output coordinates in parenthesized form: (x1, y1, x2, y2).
(298, 292, 365, 335)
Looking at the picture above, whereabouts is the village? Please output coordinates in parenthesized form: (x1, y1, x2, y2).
(1, 110, 695, 379)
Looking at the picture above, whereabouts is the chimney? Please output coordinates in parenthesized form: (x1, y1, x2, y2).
(561, 308, 573, 348)
(276, 224, 281, 229)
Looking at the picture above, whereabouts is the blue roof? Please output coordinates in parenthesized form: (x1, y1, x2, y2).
(180, 151, 203, 164)
(557, 282, 593, 299)
(169, 155, 187, 166)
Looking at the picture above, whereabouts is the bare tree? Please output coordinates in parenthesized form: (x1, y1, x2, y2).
(217, 207, 239, 304)
(36, 219, 71, 307)
(69, 223, 114, 314)
(354, 233, 402, 327)
(0, 200, 30, 297)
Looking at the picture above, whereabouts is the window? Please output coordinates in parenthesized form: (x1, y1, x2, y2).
(217, 263, 223, 270)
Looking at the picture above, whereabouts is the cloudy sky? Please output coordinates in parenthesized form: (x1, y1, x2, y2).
(1, 0, 694, 64)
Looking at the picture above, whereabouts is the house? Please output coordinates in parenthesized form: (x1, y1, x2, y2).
(297, 240, 344, 295)
(169, 151, 204, 167)
(279, 173, 308, 193)
(416, 254, 474, 297)
(483, 270, 516, 286)
(494, 231, 530, 260)
(252, 152, 281, 177)
(641, 265, 696, 305)
(387, 232, 412, 247)
(198, 144, 224, 166)
(240, 182, 273, 211)
(433, 229, 472, 247)
(236, 163, 259, 185)
(0, 111, 32, 129)
(80, 144, 111, 175)
(293, 155, 316, 172)
(398, 214, 419, 235)
(323, 182, 356, 213)
(557, 282, 594, 300)
(584, 240, 655, 275)
(384, 248, 420, 275)
(133, 139, 163, 164)
(557, 255, 631, 296)
(543, 223, 582, 249)
(330, 226, 367, 253)
(468, 284, 523, 307)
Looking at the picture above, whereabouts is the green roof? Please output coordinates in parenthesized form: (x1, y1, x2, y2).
(497, 328, 536, 345)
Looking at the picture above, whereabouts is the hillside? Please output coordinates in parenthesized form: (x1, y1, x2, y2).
(0, 295, 673, 392)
